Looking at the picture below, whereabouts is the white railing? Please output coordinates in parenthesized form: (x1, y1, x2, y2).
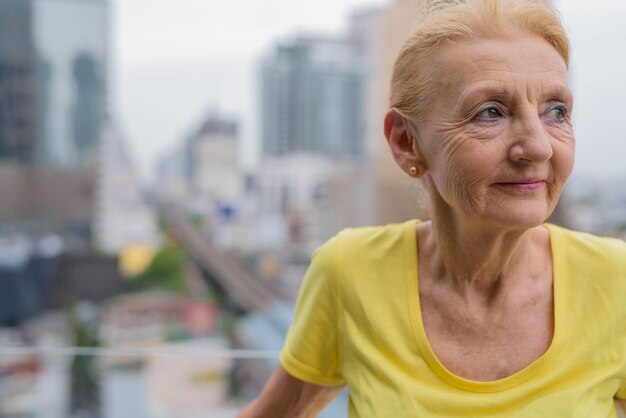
(0, 344, 281, 418)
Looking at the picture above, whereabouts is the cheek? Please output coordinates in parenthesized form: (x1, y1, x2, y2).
(540, 130, 575, 212)
(435, 138, 501, 210)
(422, 121, 506, 210)
(550, 132, 576, 183)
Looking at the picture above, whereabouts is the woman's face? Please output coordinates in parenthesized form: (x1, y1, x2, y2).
(415, 34, 575, 229)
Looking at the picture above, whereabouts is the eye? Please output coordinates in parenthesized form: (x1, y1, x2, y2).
(475, 105, 504, 121)
(545, 104, 568, 122)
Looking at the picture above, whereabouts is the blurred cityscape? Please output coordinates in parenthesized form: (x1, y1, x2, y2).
(1, 0, 625, 417)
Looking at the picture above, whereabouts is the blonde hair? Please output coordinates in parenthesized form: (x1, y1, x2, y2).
(390, 0, 570, 125)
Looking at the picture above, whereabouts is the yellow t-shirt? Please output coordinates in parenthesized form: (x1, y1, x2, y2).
(280, 220, 626, 417)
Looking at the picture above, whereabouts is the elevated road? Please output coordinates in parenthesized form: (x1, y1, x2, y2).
(160, 205, 286, 311)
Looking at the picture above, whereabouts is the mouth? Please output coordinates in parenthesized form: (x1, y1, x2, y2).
(494, 180, 546, 192)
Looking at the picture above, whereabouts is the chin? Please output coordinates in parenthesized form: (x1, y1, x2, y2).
(486, 202, 553, 230)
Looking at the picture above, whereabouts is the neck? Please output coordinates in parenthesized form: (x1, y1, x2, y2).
(420, 210, 543, 297)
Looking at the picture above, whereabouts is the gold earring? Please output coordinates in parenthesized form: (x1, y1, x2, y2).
(409, 166, 418, 176)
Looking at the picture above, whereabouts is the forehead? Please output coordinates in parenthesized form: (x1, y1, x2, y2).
(424, 35, 570, 100)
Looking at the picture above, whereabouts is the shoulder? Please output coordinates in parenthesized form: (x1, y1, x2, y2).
(548, 226, 626, 335)
(330, 220, 416, 257)
(548, 224, 626, 267)
(548, 225, 626, 311)
(317, 221, 416, 294)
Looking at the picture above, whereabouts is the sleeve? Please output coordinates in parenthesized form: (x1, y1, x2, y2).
(279, 235, 345, 386)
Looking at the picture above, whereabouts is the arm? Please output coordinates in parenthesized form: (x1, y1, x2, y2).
(237, 364, 345, 418)
(617, 398, 626, 416)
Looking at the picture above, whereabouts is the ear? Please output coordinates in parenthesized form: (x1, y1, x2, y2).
(384, 110, 427, 178)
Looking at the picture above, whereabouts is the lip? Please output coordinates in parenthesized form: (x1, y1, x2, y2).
(494, 180, 546, 192)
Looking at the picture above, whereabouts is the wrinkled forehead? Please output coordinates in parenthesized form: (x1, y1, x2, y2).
(421, 35, 570, 108)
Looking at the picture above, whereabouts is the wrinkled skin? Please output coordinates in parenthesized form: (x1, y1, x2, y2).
(397, 34, 575, 231)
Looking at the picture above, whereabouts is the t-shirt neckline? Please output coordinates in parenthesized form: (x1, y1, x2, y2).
(404, 219, 566, 393)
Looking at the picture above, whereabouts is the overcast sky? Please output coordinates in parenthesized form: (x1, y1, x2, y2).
(112, 0, 626, 182)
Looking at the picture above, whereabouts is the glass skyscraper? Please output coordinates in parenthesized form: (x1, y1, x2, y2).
(260, 36, 364, 159)
(33, 0, 108, 167)
(0, 0, 38, 163)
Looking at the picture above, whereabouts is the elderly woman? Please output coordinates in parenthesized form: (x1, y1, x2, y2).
(239, 0, 626, 416)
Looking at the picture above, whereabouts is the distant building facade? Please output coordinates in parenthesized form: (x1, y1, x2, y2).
(93, 125, 160, 254)
(260, 36, 364, 158)
(158, 146, 189, 202)
(0, 0, 109, 242)
(33, 0, 108, 167)
(0, 0, 38, 164)
(351, 0, 429, 226)
(189, 115, 242, 203)
(159, 114, 242, 208)
(252, 155, 377, 254)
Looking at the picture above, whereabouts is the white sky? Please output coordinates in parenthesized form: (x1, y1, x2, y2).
(112, 0, 626, 182)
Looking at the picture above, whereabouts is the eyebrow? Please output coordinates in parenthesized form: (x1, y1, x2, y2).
(456, 81, 573, 111)
(455, 82, 512, 112)
(540, 83, 573, 102)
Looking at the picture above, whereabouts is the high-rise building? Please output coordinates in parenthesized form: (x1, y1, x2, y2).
(0, 0, 109, 241)
(188, 115, 242, 204)
(0, 0, 37, 163)
(71, 52, 104, 162)
(33, 0, 108, 167)
(260, 36, 364, 158)
(93, 124, 160, 254)
(158, 113, 242, 206)
(351, 0, 430, 226)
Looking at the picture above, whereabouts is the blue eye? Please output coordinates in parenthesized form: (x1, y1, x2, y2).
(475, 106, 503, 121)
(545, 105, 568, 122)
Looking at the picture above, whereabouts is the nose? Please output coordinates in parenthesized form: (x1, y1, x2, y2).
(508, 111, 553, 164)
